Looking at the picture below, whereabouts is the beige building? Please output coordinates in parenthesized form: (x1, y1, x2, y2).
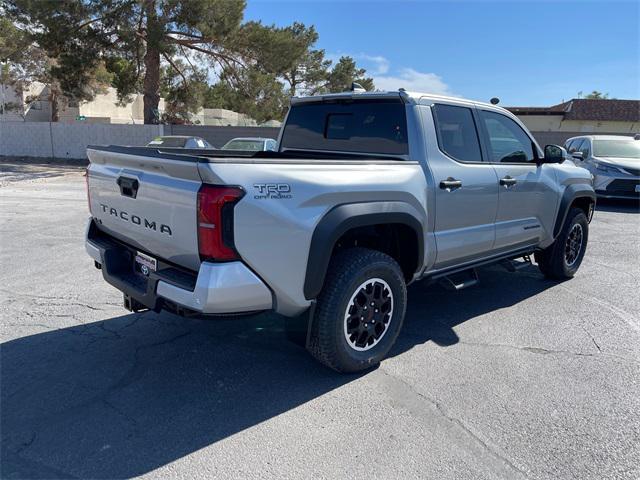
(507, 99, 639, 134)
(0, 82, 53, 122)
(1, 82, 281, 126)
(0, 82, 163, 124)
(58, 88, 166, 124)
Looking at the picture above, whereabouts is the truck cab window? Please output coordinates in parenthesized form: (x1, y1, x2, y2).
(432, 104, 483, 162)
(281, 99, 409, 156)
(480, 110, 535, 163)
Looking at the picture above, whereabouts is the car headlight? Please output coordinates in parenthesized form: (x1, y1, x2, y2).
(593, 162, 622, 174)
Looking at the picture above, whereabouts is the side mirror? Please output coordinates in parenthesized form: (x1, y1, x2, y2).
(541, 144, 566, 164)
(571, 151, 584, 161)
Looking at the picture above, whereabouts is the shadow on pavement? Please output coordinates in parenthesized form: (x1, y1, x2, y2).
(0, 162, 84, 183)
(595, 198, 640, 214)
(1, 264, 554, 478)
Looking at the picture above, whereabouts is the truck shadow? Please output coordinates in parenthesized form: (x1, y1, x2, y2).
(1, 265, 554, 478)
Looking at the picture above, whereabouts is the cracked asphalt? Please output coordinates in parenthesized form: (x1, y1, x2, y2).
(1, 162, 639, 479)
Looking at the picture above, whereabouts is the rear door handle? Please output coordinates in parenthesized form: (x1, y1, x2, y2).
(439, 178, 463, 190)
(500, 176, 517, 187)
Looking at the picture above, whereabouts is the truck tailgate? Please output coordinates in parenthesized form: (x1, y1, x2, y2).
(87, 147, 202, 271)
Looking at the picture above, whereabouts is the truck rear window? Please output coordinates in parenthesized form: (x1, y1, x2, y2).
(280, 99, 408, 156)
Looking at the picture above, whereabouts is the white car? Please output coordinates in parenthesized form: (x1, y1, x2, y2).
(147, 136, 214, 149)
(221, 137, 278, 152)
(565, 135, 640, 199)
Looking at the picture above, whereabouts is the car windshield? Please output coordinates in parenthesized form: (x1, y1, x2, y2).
(593, 139, 640, 159)
(147, 137, 187, 147)
(222, 140, 264, 151)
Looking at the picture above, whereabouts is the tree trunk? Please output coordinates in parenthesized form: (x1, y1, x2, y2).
(143, 46, 160, 124)
(143, 0, 161, 124)
(49, 88, 59, 122)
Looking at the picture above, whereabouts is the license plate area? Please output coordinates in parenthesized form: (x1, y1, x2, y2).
(134, 251, 157, 276)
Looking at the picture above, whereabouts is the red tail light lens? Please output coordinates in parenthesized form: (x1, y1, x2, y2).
(85, 167, 92, 214)
(197, 185, 244, 261)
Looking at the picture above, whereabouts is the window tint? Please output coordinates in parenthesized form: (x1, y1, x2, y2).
(568, 139, 584, 153)
(222, 140, 264, 151)
(148, 137, 187, 147)
(579, 139, 590, 158)
(480, 111, 535, 163)
(432, 104, 482, 162)
(280, 99, 408, 156)
(593, 139, 640, 158)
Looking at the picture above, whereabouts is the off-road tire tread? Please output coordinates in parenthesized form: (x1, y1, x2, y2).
(307, 247, 406, 372)
(536, 207, 588, 279)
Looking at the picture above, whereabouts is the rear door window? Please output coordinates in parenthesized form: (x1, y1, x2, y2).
(432, 104, 483, 162)
(280, 99, 408, 156)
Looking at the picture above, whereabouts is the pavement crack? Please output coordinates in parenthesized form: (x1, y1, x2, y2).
(15, 431, 37, 454)
(580, 325, 602, 353)
(420, 337, 638, 363)
(5, 322, 56, 330)
(102, 399, 139, 431)
(557, 284, 640, 333)
(378, 368, 530, 479)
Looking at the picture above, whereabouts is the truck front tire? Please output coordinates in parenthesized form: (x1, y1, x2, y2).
(535, 207, 589, 279)
(307, 248, 407, 373)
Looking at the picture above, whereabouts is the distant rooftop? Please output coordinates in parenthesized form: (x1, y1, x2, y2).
(507, 99, 640, 122)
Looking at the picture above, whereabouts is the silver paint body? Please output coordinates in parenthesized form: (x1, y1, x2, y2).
(86, 91, 592, 316)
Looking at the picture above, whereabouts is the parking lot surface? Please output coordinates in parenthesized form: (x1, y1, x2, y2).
(1, 162, 639, 479)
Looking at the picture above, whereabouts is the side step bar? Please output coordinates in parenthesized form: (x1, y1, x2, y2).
(501, 255, 532, 272)
(433, 254, 534, 292)
(439, 268, 479, 291)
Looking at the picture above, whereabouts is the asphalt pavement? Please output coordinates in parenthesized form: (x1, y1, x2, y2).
(1, 162, 639, 479)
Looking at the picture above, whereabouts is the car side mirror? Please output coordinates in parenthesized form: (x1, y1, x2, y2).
(571, 151, 584, 161)
(541, 144, 566, 164)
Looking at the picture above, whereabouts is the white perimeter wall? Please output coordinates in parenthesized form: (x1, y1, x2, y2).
(0, 122, 163, 159)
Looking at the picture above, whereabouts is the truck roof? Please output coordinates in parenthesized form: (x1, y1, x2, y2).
(291, 89, 501, 110)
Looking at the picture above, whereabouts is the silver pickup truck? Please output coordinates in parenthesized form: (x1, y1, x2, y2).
(85, 89, 595, 372)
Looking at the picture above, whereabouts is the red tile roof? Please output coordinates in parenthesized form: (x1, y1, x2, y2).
(507, 99, 639, 122)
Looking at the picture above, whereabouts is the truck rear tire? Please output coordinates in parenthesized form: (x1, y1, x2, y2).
(307, 248, 407, 373)
(535, 207, 589, 279)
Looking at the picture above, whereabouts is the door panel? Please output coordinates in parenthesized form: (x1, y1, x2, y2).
(422, 104, 499, 268)
(492, 164, 557, 249)
(476, 109, 557, 250)
(432, 162, 499, 266)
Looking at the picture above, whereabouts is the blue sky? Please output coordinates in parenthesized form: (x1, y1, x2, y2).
(244, 0, 639, 106)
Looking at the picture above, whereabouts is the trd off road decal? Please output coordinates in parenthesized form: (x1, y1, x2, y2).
(253, 183, 292, 199)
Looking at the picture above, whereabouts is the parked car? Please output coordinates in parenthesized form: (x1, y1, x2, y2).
(85, 89, 595, 372)
(146, 136, 214, 149)
(221, 137, 278, 151)
(565, 135, 640, 199)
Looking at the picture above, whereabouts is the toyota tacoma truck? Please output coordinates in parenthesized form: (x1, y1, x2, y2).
(85, 89, 595, 372)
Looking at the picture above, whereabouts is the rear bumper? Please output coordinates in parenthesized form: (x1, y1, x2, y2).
(85, 219, 273, 315)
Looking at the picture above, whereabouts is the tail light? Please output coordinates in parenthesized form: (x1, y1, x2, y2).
(197, 185, 244, 261)
(85, 167, 92, 214)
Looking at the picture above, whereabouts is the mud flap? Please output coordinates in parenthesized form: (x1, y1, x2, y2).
(284, 301, 316, 348)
